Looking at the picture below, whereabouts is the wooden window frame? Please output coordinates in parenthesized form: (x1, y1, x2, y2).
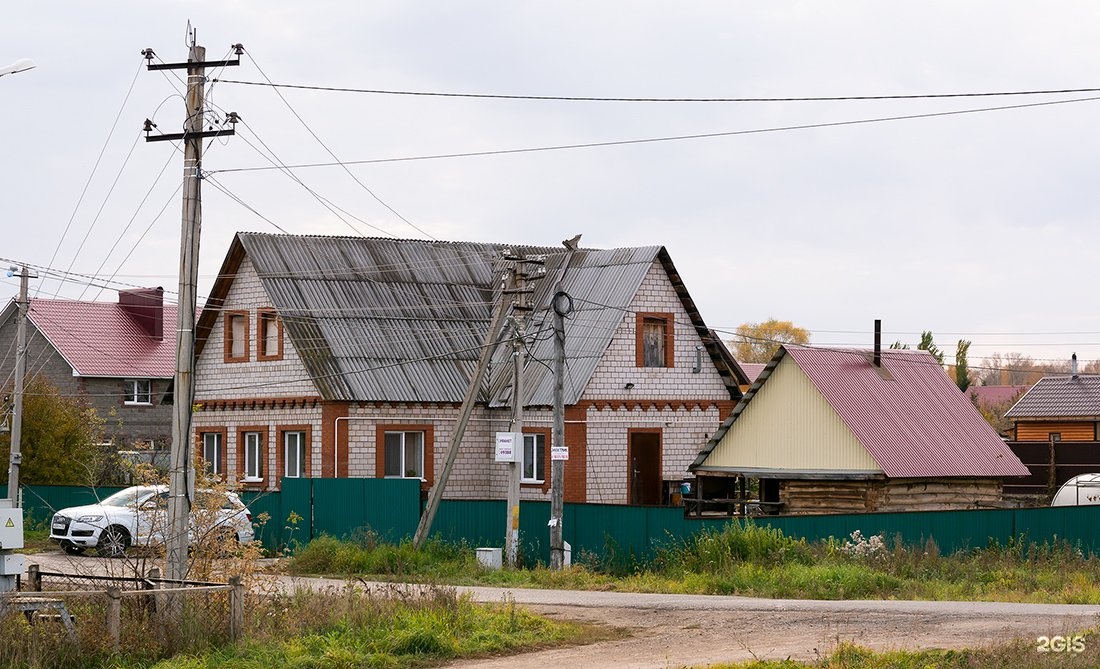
(236, 426, 268, 486)
(256, 308, 284, 361)
(196, 427, 227, 479)
(375, 424, 435, 489)
(635, 312, 675, 368)
(520, 426, 552, 491)
(224, 310, 251, 363)
(276, 426, 312, 485)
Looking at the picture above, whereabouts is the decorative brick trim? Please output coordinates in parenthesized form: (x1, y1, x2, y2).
(635, 312, 675, 368)
(276, 424, 313, 488)
(194, 396, 323, 411)
(564, 404, 588, 503)
(589, 399, 728, 412)
(223, 310, 250, 363)
(255, 308, 284, 361)
(321, 402, 349, 478)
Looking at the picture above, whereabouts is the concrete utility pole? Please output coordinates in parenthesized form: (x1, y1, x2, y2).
(144, 32, 240, 582)
(549, 287, 567, 569)
(413, 269, 510, 549)
(5, 266, 33, 506)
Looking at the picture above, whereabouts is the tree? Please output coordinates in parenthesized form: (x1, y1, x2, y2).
(955, 340, 972, 392)
(731, 319, 810, 363)
(917, 331, 945, 365)
(0, 375, 108, 486)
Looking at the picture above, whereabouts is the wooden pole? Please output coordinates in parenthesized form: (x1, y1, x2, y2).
(107, 587, 122, 651)
(229, 575, 244, 640)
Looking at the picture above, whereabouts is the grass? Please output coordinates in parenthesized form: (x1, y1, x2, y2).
(0, 583, 596, 669)
(708, 637, 1100, 668)
(286, 524, 1100, 604)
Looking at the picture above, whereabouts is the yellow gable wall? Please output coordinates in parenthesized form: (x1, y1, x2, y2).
(704, 355, 882, 472)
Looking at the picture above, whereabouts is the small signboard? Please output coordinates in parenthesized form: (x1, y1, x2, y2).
(495, 432, 522, 463)
(551, 444, 569, 461)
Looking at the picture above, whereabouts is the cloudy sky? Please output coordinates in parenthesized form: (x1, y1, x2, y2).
(3, 2, 1100, 370)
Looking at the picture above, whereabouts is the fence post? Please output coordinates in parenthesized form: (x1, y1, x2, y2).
(144, 567, 160, 615)
(106, 587, 122, 651)
(27, 563, 40, 592)
(229, 576, 244, 641)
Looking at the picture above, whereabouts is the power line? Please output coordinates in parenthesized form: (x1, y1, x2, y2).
(213, 79, 1100, 103)
(207, 94, 1100, 175)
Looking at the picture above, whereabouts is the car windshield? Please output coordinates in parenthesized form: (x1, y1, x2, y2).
(99, 487, 158, 508)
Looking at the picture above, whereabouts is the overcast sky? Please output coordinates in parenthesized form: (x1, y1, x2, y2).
(3, 2, 1100, 370)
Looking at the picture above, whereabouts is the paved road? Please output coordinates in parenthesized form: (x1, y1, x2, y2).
(22, 551, 1100, 667)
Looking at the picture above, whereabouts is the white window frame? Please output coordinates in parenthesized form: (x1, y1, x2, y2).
(383, 430, 425, 480)
(202, 432, 222, 475)
(124, 379, 152, 405)
(284, 431, 305, 478)
(243, 431, 263, 481)
(522, 433, 546, 484)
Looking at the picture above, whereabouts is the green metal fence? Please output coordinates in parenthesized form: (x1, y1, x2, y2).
(13, 480, 1100, 564)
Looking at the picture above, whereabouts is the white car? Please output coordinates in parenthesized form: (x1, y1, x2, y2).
(49, 485, 256, 557)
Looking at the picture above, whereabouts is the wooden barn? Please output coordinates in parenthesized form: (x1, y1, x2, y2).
(689, 345, 1029, 515)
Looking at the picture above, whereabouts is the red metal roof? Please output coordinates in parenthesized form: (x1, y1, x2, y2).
(968, 385, 1028, 411)
(28, 298, 176, 378)
(737, 362, 767, 383)
(785, 346, 1029, 478)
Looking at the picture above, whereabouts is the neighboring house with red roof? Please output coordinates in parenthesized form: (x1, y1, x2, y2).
(735, 361, 766, 393)
(690, 345, 1029, 515)
(0, 288, 175, 452)
(189, 233, 745, 505)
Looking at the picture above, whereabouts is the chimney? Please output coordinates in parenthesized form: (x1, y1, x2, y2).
(1072, 352, 1079, 379)
(119, 287, 164, 340)
(873, 319, 881, 367)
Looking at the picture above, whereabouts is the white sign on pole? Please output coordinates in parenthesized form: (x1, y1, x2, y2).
(551, 444, 569, 461)
(495, 432, 522, 463)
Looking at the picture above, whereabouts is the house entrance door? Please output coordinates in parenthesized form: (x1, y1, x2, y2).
(628, 430, 662, 505)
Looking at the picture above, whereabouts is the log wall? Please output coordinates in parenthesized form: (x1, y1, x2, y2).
(780, 478, 1003, 515)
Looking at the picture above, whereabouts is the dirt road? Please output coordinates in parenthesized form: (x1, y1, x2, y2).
(25, 552, 1100, 668)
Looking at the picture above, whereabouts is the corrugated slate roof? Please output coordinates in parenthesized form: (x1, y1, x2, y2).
(23, 298, 176, 378)
(1004, 375, 1100, 418)
(694, 346, 1028, 478)
(197, 233, 742, 405)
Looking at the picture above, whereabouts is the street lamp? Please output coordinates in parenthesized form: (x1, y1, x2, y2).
(0, 59, 36, 78)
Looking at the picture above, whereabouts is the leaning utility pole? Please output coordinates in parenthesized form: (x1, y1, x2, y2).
(144, 33, 239, 582)
(5, 266, 33, 507)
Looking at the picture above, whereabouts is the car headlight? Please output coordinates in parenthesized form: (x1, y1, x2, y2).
(76, 515, 103, 523)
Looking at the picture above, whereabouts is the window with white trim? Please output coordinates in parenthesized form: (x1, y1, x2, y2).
(383, 430, 424, 479)
(522, 433, 546, 483)
(201, 432, 222, 475)
(243, 431, 263, 481)
(124, 379, 152, 405)
(284, 431, 305, 478)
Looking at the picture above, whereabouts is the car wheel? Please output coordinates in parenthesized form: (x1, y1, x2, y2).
(60, 540, 86, 556)
(97, 526, 131, 558)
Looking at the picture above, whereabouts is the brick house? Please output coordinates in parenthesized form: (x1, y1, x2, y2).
(190, 232, 745, 505)
(0, 288, 175, 452)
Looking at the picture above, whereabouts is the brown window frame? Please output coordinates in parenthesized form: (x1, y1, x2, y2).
(276, 425, 313, 487)
(520, 426, 552, 491)
(196, 427, 227, 480)
(635, 312, 675, 368)
(224, 310, 251, 363)
(256, 308, 284, 361)
(376, 424, 435, 489)
(236, 426, 268, 486)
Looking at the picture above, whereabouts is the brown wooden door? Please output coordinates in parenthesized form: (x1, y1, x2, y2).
(628, 430, 662, 505)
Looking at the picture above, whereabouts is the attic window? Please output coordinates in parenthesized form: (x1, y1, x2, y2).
(257, 309, 283, 361)
(123, 379, 152, 405)
(636, 313, 674, 368)
(224, 311, 250, 363)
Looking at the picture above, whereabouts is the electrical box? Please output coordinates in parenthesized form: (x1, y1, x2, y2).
(0, 503, 24, 550)
(495, 432, 522, 463)
(0, 554, 24, 577)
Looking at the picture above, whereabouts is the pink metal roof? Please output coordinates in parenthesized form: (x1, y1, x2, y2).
(785, 346, 1029, 478)
(968, 385, 1028, 410)
(737, 362, 767, 383)
(28, 298, 176, 378)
